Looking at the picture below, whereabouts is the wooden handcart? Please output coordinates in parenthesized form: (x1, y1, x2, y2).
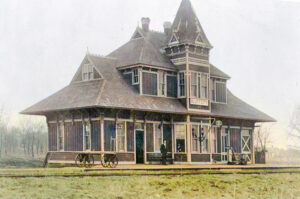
(75, 152, 119, 168)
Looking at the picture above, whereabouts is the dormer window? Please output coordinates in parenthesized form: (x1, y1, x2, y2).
(210, 78, 227, 103)
(82, 64, 94, 81)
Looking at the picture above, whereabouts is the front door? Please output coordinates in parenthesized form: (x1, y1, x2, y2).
(135, 130, 144, 164)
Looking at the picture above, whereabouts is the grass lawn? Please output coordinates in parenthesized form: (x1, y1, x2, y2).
(0, 173, 300, 199)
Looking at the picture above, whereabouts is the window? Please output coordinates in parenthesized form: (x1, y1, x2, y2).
(191, 124, 209, 153)
(104, 120, 116, 152)
(154, 124, 163, 152)
(216, 82, 227, 103)
(142, 71, 158, 95)
(201, 126, 209, 153)
(175, 124, 186, 152)
(116, 122, 126, 152)
(190, 72, 208, 99)
(166, 75, 177, 98)
(221, 128, 229, 153)
(191, 125, 199, 152)
(159, 72, 165, 96)
(201, 74, 208, 99)
(133, 68, 139, 84)
(211, 127, 218, 153)
(210, 78, 216, 101)
(179, 72, 185, 97)
(82, 64, 94, 81)
(58, 123, 64, 151)
(191, 73, 197, 97)
(83, 123, 91, 151)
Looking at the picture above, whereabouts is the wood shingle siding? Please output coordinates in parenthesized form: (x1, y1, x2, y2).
(48, 123, 57, 151)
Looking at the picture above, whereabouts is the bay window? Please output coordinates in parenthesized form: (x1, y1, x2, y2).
(190, 72, 209, 99)
(175, 124, 186, 153)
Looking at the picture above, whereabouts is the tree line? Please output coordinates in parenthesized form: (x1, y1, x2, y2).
(0, 108, 47, 159)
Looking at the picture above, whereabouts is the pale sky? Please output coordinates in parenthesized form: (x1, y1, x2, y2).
(0, 0, 299, 148)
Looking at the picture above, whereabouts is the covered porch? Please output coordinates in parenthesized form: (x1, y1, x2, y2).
(46, 109, 255, 165)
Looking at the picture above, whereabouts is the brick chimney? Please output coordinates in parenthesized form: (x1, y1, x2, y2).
(163, 21, 172, 35)
(141, 17, 150, 32)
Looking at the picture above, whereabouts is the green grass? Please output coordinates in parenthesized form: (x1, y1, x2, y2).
(0, 173, 299, 199)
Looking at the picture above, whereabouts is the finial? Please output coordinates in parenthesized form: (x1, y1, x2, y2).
(86, 46, 90, 55)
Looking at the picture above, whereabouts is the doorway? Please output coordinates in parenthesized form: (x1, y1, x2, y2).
(135, 130, 144, 164)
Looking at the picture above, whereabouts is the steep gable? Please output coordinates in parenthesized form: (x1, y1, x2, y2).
(170, 0, 212, 48)
(71, 54, 103, 83)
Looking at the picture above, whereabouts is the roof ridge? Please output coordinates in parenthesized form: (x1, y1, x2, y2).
(88, 53, 117, 60)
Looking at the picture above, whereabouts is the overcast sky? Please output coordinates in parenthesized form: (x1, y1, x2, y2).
(0, 0, 299, 148)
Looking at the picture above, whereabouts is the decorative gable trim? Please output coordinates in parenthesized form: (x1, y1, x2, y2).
(195, 33, 204, 44)
(169, 33, 179, 45)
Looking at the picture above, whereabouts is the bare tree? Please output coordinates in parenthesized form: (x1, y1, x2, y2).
(254, 124, 272, 152)
(288, 106, 300, 149)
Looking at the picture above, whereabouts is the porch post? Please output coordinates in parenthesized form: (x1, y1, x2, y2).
(171, 116, 175, 160)
(209, 119, 213, 163)
(251, 127, 255, 164)
(187, 115, 191, 163)
(100, 113, 104, 152)
(133, 114, 137, 164)
(144, 114, 147, 164)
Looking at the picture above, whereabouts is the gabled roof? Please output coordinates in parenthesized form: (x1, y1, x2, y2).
(170, 0, 212, 48)
(108, 27, 175, 70)
(22, 55, 275, 122)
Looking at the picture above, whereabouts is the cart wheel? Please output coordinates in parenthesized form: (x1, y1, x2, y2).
(84, 155, 95, 168)
(108, 155, 118, 168)
(75, 154, 85, 167)
(100, 154, 109, 168)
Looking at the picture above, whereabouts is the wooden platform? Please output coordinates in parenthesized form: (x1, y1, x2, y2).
(85, 164, 300, 172)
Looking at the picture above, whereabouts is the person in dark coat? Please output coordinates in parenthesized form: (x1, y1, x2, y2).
(160, 140, 167, 165)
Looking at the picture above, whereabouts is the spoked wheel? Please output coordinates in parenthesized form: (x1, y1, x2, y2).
(75, 154, 94, 168)
(108, 155, 118, 168)
(100, 154, 118, 168)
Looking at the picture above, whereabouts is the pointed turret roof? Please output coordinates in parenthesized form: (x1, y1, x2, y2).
(170, 0, 212, 48)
